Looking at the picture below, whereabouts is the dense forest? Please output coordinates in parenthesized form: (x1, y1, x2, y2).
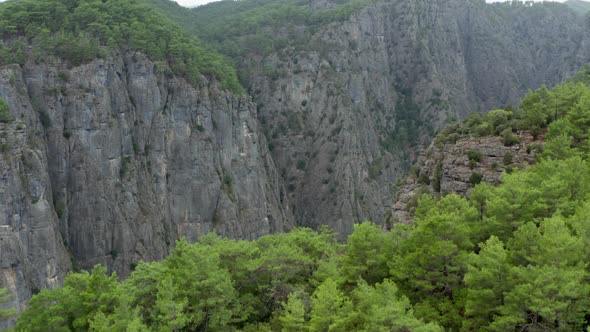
(148, 0, 375, 57)
(0, 0, 242, 92)
(3, 67, 589, 331)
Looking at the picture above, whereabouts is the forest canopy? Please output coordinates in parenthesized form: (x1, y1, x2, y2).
(0, 0, 243, 93)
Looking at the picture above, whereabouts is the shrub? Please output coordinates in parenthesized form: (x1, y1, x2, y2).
(527, 143, 544, 154)
(463, 113, 483, 129)
(473, 122, 493, 137)
(296, 159, 306, 171)
(369, 158, 383, 179)
(0, 111, 15, 123)
(417, 172, 430, 185)
(466, 150, 482, 162)
(223, 174, 233, 186)
(432, 162, 443, 192)
(222, 173, 235, 199)
(486, 109, 512, 128)
(530, 126, 542, 140)
(410, 165, 420, 177)
(503, 151, 513, 165)
(39, 111, 51, 128)
(501, 128, 520, 146)
(120, 156, 131, 178)
(194, 123, 205, 132)
(54, 200, 65, 219)
(0, 99, 15, 123)
(446, 133, 460, 144)
(469, 172, 483, 185)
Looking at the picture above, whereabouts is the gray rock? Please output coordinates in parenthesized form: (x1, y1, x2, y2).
(0, 52, 293, 319)
(391, 131, 540, 225)
(239, 0, 589, 235)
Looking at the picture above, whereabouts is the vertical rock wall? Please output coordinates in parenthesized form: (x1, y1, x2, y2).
(0, 53, 293, 321)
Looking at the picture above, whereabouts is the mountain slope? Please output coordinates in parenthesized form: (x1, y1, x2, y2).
(181, 0, 590, 233)
(0, 0, 242, 92)
(0, 0, 294, 323)
(566, 0, 590, 15)
(13, 67, 590, 331)
(99, 0, 590, 234)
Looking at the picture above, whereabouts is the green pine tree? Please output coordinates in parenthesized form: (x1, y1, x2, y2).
(279, 292, 308, 332)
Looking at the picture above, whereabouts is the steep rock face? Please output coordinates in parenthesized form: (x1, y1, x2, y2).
(0, 120, 71, 326)
(392, 131, 542, 225)
(241, 0, 590, 234)
(0, 52, 293, 315)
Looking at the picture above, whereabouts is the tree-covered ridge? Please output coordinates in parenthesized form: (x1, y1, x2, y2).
(436, 65, 590, 147)
(0, 0, 243, 93)
(12, 69, 590, 330)
(190, 0, 371, 40)
(565, 0, 590, 16)
(145, 0, 377, 63)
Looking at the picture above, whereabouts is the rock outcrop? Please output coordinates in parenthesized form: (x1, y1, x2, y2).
(392, 131, 542, 225)
(0, 52, 293, 321)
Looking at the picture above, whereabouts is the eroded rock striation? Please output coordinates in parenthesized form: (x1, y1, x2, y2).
(0, 52, 293, 319)
(237, 0, 590, 234)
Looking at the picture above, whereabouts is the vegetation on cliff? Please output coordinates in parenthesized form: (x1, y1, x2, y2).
(436, 65, 590, 147)
(0, 0, 242, 93)
(0, 288, 16, 323)
(147, 0, 374, 56)
(0, 98, 15, 123)
(12, 67, 590, 331)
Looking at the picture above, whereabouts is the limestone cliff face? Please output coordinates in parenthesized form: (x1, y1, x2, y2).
(0, 52, 293, 318)
(0, 120, 71, 321)
(239, 0, 590, 234)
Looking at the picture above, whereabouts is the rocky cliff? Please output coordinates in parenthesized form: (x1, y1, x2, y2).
(0, 51, 293, 321)
(2, 0, 590, 321)
(391, 130, 543, 225)
(223, 0, 590, 234)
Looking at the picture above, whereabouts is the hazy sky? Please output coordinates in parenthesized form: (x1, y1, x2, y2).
(175, 0, 214, 7)
(175, 0, 574, 8)
(0, 0, 577, 9)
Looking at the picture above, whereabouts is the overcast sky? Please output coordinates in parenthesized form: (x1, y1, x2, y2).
(0, 0, 579, 10)
(0, 0, 579, 8)
(174, 0, 574, 8)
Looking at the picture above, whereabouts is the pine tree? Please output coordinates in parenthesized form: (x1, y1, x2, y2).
(353, 279, 442, 332)
(309, 279, 353, 331)
(463, 236, 511, 330)
(279, 292, 307, 332)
